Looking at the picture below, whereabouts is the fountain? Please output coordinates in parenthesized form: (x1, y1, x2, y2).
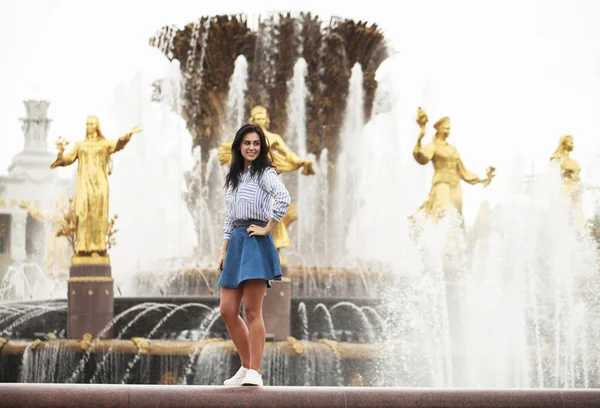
(1, 12, 600, 408)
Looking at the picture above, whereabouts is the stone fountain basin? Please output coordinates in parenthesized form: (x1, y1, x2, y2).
(0, 296, 383, 341)
(0, 337, 388, 385)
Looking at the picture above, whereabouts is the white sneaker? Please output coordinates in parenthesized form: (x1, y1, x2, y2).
(223, 366, 248, 386)
(242, 369, 263, 386)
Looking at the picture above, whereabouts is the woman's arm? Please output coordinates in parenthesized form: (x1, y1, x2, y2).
(218, 188, 234, 271)
(217, 240, 230, 272)
(260, 167, 291, 222)
(222, 187, 234, 241)
(247, 168, 291, 237)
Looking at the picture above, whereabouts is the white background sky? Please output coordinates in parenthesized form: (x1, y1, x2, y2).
(1, 0, 600, 225)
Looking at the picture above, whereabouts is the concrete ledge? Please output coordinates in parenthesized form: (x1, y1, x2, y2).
(0, 384, 599, 408)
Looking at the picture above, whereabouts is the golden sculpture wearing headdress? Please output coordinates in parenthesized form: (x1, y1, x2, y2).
(218, 106, 315, 259)
(412, 108, 495, 219)
(50, 116, 141, 262)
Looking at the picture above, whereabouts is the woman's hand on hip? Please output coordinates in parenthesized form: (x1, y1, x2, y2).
(247, 224, 269, 237)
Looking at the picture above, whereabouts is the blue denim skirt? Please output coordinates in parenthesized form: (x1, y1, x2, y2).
(218, 219, 282, 289)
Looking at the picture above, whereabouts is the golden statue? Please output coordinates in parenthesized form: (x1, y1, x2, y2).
(412, 108, 495, 219)
(218, 106, 315, 261)
(50, 116, 141, 263)
(548, 135, 596, 228)
(550, 135, 582, 198)
(19, 198, 72, 277)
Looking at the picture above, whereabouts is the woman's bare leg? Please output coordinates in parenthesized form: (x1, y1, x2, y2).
(220, 286, 250, 367)
(243, 279, 267, 371)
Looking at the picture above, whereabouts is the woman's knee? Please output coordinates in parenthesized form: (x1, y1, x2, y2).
(243, 304, 262, 323)
(220, 305, 239, 323)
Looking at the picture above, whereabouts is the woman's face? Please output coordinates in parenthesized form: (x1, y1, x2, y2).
(240, 132, 261, 164)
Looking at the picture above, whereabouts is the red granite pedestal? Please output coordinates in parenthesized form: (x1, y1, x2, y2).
(1, 384, 599, 408)
(67, 262, 114, 339)
(263, 265, 291, 341)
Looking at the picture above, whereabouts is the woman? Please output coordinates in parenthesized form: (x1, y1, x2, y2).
(217, 123, 291, 386)
(218, 105, 314, 261)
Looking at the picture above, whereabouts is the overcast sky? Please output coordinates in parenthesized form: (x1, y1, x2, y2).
(1, 0, 600, 226)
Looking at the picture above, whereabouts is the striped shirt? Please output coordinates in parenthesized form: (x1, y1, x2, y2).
(223, 166, 291, 240)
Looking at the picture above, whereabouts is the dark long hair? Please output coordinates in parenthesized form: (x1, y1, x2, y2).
(225, 124, 272, 190)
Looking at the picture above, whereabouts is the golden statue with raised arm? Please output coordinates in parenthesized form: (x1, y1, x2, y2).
(218, 106, 315, 259)
(50, 116, 141, 262)
(412, 107, 495, 219)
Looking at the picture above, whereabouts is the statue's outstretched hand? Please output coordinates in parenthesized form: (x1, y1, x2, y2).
(481, 166, 496, 187)
(301, 159, 316, 176)
(129, 126, 143, 136)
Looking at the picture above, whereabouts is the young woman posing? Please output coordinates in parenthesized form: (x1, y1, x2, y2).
(217, 123, 291, 386)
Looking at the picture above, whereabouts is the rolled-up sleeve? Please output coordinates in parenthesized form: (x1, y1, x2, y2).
(260, 167, 291, 222)
(223, 187, 234, 240)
